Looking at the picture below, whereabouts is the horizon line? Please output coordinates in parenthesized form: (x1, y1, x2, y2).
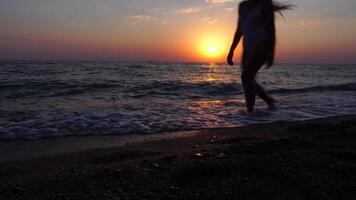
(0, 58, 355, 66)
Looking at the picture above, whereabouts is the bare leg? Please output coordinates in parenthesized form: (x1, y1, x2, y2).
(241, 43, 272, 112)
(241, 70, 257, 112)
(255, 83, 276, 107)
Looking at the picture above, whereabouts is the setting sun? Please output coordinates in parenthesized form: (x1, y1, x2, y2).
(207, 46, 218, 57)
(198, 34, 228, 60)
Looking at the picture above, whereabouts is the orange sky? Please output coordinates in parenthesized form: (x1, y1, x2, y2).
(1, 0, 356, 63)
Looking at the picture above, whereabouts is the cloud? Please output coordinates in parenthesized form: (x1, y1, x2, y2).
(0, 36, 59, 43)
(177, 6, 200, 14)
(205, 0, 235, 4)
(202, 17, 218, 24)
(299, 18, 336, 27)
(131, 15, 168, 25)
(131, 15, 158, 21)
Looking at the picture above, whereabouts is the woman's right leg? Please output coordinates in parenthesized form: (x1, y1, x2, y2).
(241, 69, 257, 112)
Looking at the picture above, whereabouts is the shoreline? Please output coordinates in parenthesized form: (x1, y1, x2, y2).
(0, 130, 204, 163)
(0, 115, 355, 163)
(1, 115, 355, 200)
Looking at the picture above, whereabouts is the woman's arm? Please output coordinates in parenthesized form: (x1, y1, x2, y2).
(227, 27, 242, 66)
(227, 3, 245, 66)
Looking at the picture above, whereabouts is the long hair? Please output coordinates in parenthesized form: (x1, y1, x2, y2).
(271, 0, 294, 18)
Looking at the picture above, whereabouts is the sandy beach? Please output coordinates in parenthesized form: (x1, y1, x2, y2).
(0, 115, 355, 200)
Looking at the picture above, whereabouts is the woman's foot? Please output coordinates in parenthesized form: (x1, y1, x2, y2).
(266, 98, 277, 110)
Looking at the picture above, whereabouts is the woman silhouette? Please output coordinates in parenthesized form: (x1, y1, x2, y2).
(227, 0, 293, 112)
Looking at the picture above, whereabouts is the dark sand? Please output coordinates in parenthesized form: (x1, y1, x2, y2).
(0, 115, 355, 200)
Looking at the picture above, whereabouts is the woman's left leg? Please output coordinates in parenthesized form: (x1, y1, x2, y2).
(241, 45, 269, 112)
(255, 83, 276, 107)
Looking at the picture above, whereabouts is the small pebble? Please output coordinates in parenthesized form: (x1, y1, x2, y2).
(13, 186, 25, 192)
(194, 153, 204, 158)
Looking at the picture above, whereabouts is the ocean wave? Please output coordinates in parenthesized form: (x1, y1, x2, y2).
(126, 81, 356, 99)
(1, 79, 355, 100)
(1, 92, 356, 141)
(0, 80, 125, 98)
(270, 83, 356, 95)
(126, 81, 243, 99)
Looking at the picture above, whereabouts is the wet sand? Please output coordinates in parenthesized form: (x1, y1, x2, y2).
(0, 115, 355, 200)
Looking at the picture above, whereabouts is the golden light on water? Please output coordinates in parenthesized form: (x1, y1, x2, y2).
(183, 63, 238, 84)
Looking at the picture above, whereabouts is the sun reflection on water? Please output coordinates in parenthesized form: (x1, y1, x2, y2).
(184, 63, 237, 84)
(185, 99, 247, 127)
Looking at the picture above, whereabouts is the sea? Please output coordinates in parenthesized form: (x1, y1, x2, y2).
(0, 61, 355, 140)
